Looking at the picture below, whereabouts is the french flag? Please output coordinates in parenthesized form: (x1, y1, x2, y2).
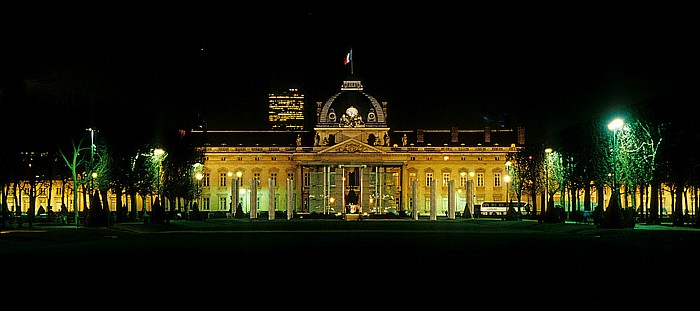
(344, 49, 352, 65)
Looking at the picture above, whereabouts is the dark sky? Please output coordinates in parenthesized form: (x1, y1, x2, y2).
(3, 3, 699, 145)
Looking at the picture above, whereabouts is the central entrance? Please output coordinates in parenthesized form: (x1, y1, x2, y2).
(303, 164, 402, 216)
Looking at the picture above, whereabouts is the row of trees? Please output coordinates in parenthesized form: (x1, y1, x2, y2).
(0, 126, 204, 228)
(507, 85, 700, 228)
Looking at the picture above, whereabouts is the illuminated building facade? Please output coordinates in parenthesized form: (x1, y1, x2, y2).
(191, 79, 528, 218)
(268, 88, 305, 130)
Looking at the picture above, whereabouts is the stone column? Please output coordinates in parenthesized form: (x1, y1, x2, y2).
(412, 179, 418, 220)
(430, 182, 436, 220)
(448, 180, 455, 219)
(268, 178, 275, 220)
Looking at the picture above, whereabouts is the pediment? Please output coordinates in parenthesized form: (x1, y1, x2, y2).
(318, 138, 385, 154)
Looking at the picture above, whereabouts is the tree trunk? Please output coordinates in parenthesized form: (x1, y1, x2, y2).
(530, 188, 538, 218)
(648, 180, 660, 225)
(672, 183, 684, 226)
(100, 189, 110, 213)
(584, 183, 591, 211)
(130, 190, 138, 221)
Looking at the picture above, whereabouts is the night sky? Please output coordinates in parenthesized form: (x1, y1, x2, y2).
(3, 3, 698, 146)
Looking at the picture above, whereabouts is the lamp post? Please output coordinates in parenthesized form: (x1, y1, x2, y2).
(505, 160, 514, 213)
(227, 171, 234, 213)
(460, 171, 467, 217)
(607, 118, 624, 209)
(233, 171, 242, 217)
(544, 148, 552, 214)
(503, 174, 511, 213)
(87, 128, 97, 195)
(194, 171, 203, 218)
(469, 171, 475, 217)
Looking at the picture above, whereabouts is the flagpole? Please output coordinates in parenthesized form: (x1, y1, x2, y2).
(350, 48, 353, 76)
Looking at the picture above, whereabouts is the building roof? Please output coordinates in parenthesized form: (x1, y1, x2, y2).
(188, 127, 524, 148)
(188, 77, 525, 149)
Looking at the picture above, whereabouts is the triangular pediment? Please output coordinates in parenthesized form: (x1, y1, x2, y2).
(318, 138, 385, 154)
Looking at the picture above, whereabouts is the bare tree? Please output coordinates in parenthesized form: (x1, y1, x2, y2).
(57, 138, 89, 226)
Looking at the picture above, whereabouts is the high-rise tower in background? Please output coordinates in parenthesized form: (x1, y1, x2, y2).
(268, 88, 305, 130)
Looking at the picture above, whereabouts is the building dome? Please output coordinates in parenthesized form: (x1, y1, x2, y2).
(316, 80, 387, 128)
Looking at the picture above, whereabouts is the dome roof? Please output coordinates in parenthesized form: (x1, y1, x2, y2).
(316, 80, 387, 128)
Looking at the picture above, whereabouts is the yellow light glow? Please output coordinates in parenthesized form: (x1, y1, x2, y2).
(236, 171, 242, 178)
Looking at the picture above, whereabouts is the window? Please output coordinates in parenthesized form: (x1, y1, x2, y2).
(219, 173, 227, 187)
(270, 173, 277, 187)
(303, 172, 310, 187)
(254, 172, 261, 187)
(442, 173, 450, 187)
(287, 172, 294, 181)
(459, 173, 467, 188)
(426, 172, 433, 187)
(477, 173, 484, 187)
(219, 196, 228, 211)
(203, 173, 210, 187)
(202, 197, 210, 210)
(494, 173, 502, 187)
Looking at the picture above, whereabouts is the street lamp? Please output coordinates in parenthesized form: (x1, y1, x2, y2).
(544, 148, 552, 213)
(86, 128, 98, 195)
(193, 162, 203, 215)
(608, 118, 624, 208)
(468, 171, 475, 217)
(505, 160, 512, 202)
(232, 171, 242, 216)
(503, 174, 511, 210)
